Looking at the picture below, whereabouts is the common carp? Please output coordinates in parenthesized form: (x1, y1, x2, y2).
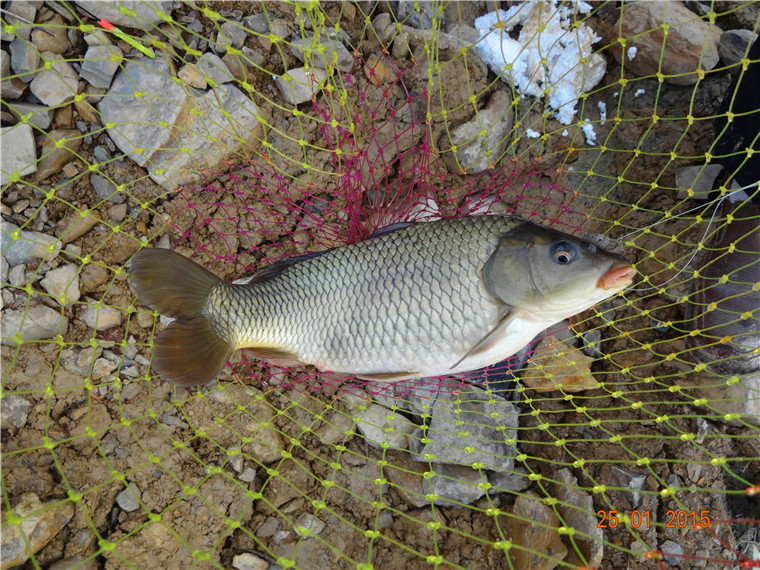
(130, 215, 636, 387)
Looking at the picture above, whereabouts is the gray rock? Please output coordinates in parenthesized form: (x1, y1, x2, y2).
(115, 482, 141, 512)
(91, 173, 123, 203)
(269, 19, 288, 39)
(429, 463, 490, 506)
(9, 36, 40, 83)
(92, 357, 117, 380)
(243, 13, 269, 34)
(217, 21, 247, 52)
(718, 29, 759, 66)
(1, 305, 69, 346)
(371, 13, 395, 46)
(196, 52, 233, 85)
(84, 31, 112, 47)
(660, 540, 683, 566)
(232, 553, 268, 570)
(239, 467, 256, 483)
(291, 36, 354, 72)
(293, 513, 325, 537)
(1, 257, 8, 283)
(0, 394, 32, 431)
(396, 0, 434, 29)
(2, 2, 37, 41)
(552, 468, 604, 569)
(79, 45, 123, 89)
(1, 123, 37, 184)
(488, 468, 530, 492)
(675, 164, 724, 200)
(178, 63, 207, 89)
(440, 90, 513, 173)
(241, 46, 265, 67)
(99, 55, 260, 191)
(275, 66, 327, 105)
(411, 380, 519, 470)
(8, 264, 26, 287)
(108, 203, 127, 223)
(93, 145, 111, 163)
(40, 263, 80, 305)
(0, 221, 61, 266)
(75, 1, 173, 29)
(29, 51, 78, 106)
(6, 101, 54, 129)
(342, 392, 416, 449)
(80, 302, 122, 331)
(1, 49, 27, 99)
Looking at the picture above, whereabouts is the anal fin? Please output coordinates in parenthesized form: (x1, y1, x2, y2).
(354, 370, 420, 382)
(243, 346, 303, 367)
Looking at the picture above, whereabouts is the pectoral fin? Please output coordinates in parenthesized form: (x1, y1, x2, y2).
(449, 309, 519, 370)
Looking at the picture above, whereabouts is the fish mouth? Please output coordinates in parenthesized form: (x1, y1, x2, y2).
(598, 263, 636, 291)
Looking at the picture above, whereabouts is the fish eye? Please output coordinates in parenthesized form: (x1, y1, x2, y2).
(550, 241, 578, 265)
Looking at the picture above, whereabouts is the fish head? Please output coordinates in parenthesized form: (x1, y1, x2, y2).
(483, 222, 636, 320)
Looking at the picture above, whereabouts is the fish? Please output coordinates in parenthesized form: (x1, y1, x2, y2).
(130, 215, 636, 387)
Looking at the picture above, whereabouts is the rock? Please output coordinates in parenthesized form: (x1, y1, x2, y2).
(291, 36, 354, 72)
(196, 52, 233, 85)
(505, 493, 567, 570)
(1, 257, 8, 283)
(689, 371, 760, 426)
(1, 493, 75, 568)
(6, 101, 55, 129)
(241, 46, 264, 67)
(79, 44, 123, 88)
(363, 54, 395, 86)
(84, 30, 112, 47)
(2, 2, 36, 41)
(0, 394, 32, 431)
(270, 19, 289, 39)
(9, 36, 40, 82)
(1, 305, 69, 346)
(521, 337, 599, 393)
(239, 467, 257, 483)
(77, 1, 173, 29)
(79, 263, 109, 292)
(1, 49, 27, 99)
(55, 210, 99, 245)
(108, 203, 127, 223)
(675, 164, 724, 200)
(48, 555, 96, 570)
(293, 513, 325, 537)
(718, 29, 758, 66)
(232, 552, 268, 570)
(31, 14, 71, 53)
(371, 13, 395, 46)
(29, 52, 79, 106)
(0, 222, 61, 266)
(439, 90, 513, 174)
(488, 468, 531, 493)
(98, 55, 260, 191)
(8, 264, 25, 287)
(217, 21, 247, 52)
(314, 401, 356, 445)
(342, 392, 416, 449)
(80, 302, 122, 331)
(116, 483, 141, 512)
(599, 2, 722, 86)
(275, 66, 328, 105)
(1, 123, 37, 184)
(40, 263, 80, 305)
(660, 540, 684, 566)
(91, 173, 123, 203)
(552, 469, 603, 569)
(396, 0, 434, 29)
(178, 63, 207, 89)
(243, 13, 269, 34)
(36, 129, 83, 181)
(410, 380, 519, 470)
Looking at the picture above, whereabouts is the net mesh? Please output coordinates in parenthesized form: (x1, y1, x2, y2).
(2, 1, 759, 568)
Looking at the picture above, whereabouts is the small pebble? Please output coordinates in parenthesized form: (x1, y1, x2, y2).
(115, 483, 141, 512)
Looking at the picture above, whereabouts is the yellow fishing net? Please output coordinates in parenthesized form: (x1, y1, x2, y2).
(2, 1, 759, 568)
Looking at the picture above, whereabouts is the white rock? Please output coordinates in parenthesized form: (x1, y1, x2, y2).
(40, 263, 80, 305)
(79, 45, 123, 89)
(293, 513, 326, 537)
(78, 1, 173, 29)
(1, 123, 37, 184)
(80, 302, 122, 331)
(0, 221, 61, 266)
(196, 52, 233, 85)
(232, 553, 268, 570)
(1, 305, 69, 346)
(343, 392, 417, 449)
(275, 67, 328, 105)
(116, 483, 141, 512)
(6, 102, 55, 129)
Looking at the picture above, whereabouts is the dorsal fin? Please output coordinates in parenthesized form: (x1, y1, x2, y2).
(251, 250, 330, 284)
(367, 221, 415, 239)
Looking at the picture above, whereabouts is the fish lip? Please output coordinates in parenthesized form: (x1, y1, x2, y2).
(598, 262, 636, 291)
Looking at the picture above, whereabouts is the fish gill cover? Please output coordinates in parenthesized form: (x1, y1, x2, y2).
(1, 1, 759, 569)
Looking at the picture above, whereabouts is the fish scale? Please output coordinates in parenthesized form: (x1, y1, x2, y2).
(131, 214, 635, 387)
(212, 216, 516, 374)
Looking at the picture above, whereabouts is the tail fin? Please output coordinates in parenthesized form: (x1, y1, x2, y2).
(130, 248, 234, 388)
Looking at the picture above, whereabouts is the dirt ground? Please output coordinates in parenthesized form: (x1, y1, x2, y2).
(2, 2, 759, 569)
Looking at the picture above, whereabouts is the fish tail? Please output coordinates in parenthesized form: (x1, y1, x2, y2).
(130, 248, 234, 388)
